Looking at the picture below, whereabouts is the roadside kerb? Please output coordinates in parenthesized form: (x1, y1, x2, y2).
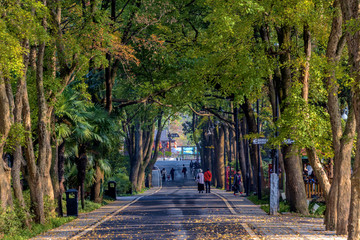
(212, 189, 346, 240)
(31, 187, 162, 240)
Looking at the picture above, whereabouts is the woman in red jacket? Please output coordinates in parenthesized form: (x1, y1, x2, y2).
(204, 169, 212, 193)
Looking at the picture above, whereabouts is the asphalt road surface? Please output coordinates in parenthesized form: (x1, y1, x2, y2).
(77, 179, 250, 239)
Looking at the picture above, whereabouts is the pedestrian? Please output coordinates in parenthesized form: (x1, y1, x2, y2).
(204, 168, 212, 193)
(196, 169, 205, 193)
(170, 168, 175, 181)
(161, 168, 167, 182)
(233, 169, 243, 196)
(182, 164, 187, 179)
(307, 164, 313, 176)
(190, 160, 194, 169)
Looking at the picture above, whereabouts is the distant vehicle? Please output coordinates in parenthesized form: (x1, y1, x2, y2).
(168, 157, 176, 161)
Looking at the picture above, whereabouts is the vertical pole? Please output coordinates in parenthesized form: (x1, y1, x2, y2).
(234, 106, 239, 171)
(246, 139, 250, 196)
(229, 128, 232, 191)
(257, 99, 262, 200)
(168, 133, 171, 157)
(270, 91, 280, 215)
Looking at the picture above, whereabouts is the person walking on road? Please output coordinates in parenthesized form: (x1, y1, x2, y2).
(170, 168, 175, 181)
(204, 169, 212, 193)
(182, 165, 187, 179)
(233, 169, 243, 196)
(161, 168, 167, 182)
(196, 169, 205, 193)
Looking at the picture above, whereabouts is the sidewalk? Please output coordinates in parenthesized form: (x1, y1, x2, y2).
(31, 187, 161, 240)
(213, 189, 346, 240)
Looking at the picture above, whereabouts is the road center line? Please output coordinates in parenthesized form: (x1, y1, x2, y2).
(71, 186, 162, 240)
(213, 192, 260, 240)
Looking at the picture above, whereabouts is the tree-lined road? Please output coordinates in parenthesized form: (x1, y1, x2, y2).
(76, 180, 249, 239)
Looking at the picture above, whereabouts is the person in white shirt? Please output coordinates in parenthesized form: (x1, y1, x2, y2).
(307, 164, 313, 176)
(196, 169, 205, 193)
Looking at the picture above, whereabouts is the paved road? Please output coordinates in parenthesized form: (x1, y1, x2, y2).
(75, 180, 250, 239)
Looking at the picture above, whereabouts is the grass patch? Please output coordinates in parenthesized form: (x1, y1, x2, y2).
(2, 216, 75, 240)
(3, 196, 113, 240)
(247, 194, 290, 214)
(247, 194, 326, 217)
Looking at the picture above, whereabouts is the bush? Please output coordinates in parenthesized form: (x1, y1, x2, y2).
(107, 168, 131, 195)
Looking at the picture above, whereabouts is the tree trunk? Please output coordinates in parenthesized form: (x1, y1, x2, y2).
(93, 160, 104, 203)
(146, 114, 164, 187)
(57, 141, 65, 216)
(214, 125, 225, 188)
(283, 145, 309, 215)
(22, 80, 45, 224)
(76, 144, 88, 210)
(242, 97, 262, 194)
(0, 79, 12, 209)
(338, 0, 360, 238)
(129, 123, 143, 192)
(11, 43, 30, 226)
(275, 25, 309, 215)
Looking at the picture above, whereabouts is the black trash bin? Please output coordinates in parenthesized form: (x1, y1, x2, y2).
(108, 181, 117, 200)
(66, 189, 78, 217)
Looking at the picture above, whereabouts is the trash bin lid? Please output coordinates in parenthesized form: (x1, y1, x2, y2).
(66, 189, 78, 193)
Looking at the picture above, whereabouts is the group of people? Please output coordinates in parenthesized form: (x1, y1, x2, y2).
(195, 168, 212, 193)
(160, 165, 189, 182)
(161, 168, 176, 182)
(195, 169, 243, 196)
(303, 163, 317, 184)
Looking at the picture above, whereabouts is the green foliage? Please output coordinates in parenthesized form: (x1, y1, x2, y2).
(247, 194, 290, 214)
(2, 217, 75, 240)
(4, 123, 26, 153)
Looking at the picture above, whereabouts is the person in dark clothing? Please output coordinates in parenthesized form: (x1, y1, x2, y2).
(170, 168, 175, 181)
(182, 165, 187, 178)
(161, 168, 166, 182)
(204, 169, 212, 193)
(233, 169, 243, 196)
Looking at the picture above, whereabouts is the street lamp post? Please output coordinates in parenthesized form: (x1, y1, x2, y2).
(168, 133, 172, 158)
(257, 99, 262, 200)
(269, 94, 280, 215)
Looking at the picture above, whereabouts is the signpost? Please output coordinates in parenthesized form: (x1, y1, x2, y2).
(253, 138, 268, 145)
(170, 133, 179, 138)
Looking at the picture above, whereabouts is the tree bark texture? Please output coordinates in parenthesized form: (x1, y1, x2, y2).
(283, 146, 309, 215)
(338, 0, 360, 238)
(76, 144, 88, 210)
(214, 125, 225, 188)
(276, 25, 309, 215)
(23, 79, 45, 223)
(0, 79, 13, 209)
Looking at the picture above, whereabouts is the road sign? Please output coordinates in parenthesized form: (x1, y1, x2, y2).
(283, 139, 295, 144)
(170, 133, 179, 138)
(253, 138, 268, 145)
(253, 138, 294, 145)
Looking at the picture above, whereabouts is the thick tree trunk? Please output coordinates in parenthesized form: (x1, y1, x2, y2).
(242, 98, 262, 194)
(36, 42, 54, 201)
(348, 92, 360, 239)
(57, 141, 65, 216)
(338, 0, 360, 238)
(283, 146, 309, 215)
(0, 80, 12, 209)
(146, 114, 163, 188)
(76, 144, 88, 210)
(22, 80, 45, 224)
(11, 44, 30, 226)
(214, 126, 225, 188)
(129, 123, 143, 192)
(275, 25, 309, 215)
(93, 161, 104, 203)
